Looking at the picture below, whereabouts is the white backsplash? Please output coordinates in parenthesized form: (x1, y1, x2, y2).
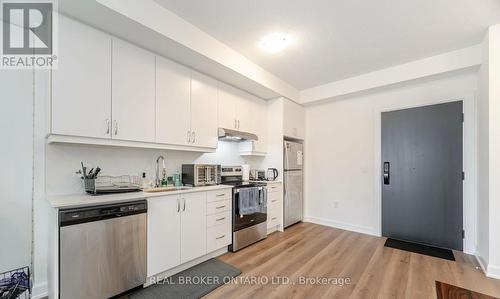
(46, 141, 262, 195)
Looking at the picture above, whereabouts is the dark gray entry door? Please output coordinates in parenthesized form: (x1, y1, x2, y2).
(382, 101, 463, 250)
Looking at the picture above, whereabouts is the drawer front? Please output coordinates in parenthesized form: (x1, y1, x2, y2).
(267, 194, 282, 229)
(268, 191, 281, 206)
(207, 211, 231, 228)
(267, 183, 281, 193)
(267, 208, 281, 228)
(207, 189, 232, 203)
(207, 199, 231, 215)
(207, 223, 231, 252)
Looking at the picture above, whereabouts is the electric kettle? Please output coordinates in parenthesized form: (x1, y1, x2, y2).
(267, 168, 278, 181)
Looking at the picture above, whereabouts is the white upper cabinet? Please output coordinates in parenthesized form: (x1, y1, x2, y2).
(147, 195, 181, 277)
(283, 99, 305, 140)
(52, 16, 112, 138)
(180, 192, 207, 264)
(156, 56, 191, 146)
(190, 71, 219, 148)
(218, 84, 238, 130)
(235, 93, 254, 133)
(112, 39, 156, 142)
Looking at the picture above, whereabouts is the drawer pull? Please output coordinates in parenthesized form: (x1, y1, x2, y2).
(216, 235, 226, 240)
(216, 217, 225, 221)
(271, 200, 277, 203)
(271, 217, 277, 220)
(216, 205, 226, 209)
(216, 193, 226, 197)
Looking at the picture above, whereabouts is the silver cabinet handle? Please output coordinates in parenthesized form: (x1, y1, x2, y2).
(271, 199, 277, 203)
(192, 131, 196, 143)
(177, 198, 180, 213)
(216, 235, 225, 240)
(216, 193, 225, 197)
(216, 205, 226, 209)
(113, 120, 118, 135)
(237, 120, 240, 129)
(271, 217, 277, 220)
(234, 119, 237, 129)
(216, 217, 225, 221)
(105, 119, 110, 135)
(187, 131, 190, 143)
(183, 199, 186, 211)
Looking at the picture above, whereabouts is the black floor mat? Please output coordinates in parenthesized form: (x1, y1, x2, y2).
(384, 238, 455, 261)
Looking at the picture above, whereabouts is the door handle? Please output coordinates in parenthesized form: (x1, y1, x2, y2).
(383, 162, 390, 185)
(183, 199, 186, 211)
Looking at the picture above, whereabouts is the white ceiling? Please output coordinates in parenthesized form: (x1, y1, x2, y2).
(154, 0, 500, 90)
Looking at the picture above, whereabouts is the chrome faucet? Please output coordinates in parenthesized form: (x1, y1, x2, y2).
(155, 155, 166, 187)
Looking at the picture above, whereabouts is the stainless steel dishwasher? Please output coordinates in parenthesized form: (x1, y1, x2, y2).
(59, 200, 147, 299)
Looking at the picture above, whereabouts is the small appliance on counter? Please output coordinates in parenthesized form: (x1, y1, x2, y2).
(182, 164, 221, 186)
(267, 168, 279, 181)
(241, 164, 250, 181)
(250, 169, 267, 181)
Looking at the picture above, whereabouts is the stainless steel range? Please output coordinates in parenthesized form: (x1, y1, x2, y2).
(222, 166, 268, 252)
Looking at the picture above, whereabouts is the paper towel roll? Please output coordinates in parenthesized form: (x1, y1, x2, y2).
(241, 164, 250, 181)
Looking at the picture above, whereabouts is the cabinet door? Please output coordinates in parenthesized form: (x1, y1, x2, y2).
(112, 39, 155, 142)
(156, 56, 191, 145)
(52, 16, 112, 138)
(147, 195, 181, 277)
(283, 99, 305, 139)
(218, 84, 237, 130)
(180, 192, 207, 263)
(235, 92, 255, 133)
(253, 99, 268, 153)
(190, 71, 218, 148)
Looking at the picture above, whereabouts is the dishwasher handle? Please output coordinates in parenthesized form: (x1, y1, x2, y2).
(59, 200, 147, 227)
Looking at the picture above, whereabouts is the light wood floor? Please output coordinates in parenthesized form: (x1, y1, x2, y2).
(205, 222, 500, 299)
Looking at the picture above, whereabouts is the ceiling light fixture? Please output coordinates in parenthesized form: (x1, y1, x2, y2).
(259, 32, 292, 53)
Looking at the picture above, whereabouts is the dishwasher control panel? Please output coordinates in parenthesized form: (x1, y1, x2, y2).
(59, 200, 147, 227)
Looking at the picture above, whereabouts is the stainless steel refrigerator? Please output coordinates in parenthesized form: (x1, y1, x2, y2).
(284, 140, 304, 228)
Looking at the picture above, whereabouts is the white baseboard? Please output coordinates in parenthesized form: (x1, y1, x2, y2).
(486, 264, 500, 279)
(303, 216, 378, 237)
(474, 253, 488, 273)
(474, 253, 500, 280)
(31, 281, 48, 299)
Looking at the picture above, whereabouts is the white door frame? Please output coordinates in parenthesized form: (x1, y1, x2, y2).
(373, 93, 477, 254)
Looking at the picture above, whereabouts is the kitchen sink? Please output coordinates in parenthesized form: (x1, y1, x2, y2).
(143, 186, 192, 193)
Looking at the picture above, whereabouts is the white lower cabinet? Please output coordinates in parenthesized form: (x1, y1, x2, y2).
(147, 188, 232, 277)
(267, 182, 283, 231)
(180, 192, 207, 264)
(206, 189, 232, 253)
(147, 195, 181, 277)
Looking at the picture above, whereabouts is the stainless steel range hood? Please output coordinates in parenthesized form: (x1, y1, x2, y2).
(218, 128, 258, 142)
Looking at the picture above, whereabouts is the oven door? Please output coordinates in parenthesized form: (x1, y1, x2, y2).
(233, 186, 267, 231)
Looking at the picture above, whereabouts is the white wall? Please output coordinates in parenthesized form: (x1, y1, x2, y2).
(477, 29, 490, 270)
(304, 71, 478, 237)
(0, 69, 33, 274)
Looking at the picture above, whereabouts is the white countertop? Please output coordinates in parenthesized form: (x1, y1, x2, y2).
(47, 184, 234, 209)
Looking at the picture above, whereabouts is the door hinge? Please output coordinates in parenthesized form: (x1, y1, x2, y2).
(462, 229, 465, 239)
(462, 171, 465, 180)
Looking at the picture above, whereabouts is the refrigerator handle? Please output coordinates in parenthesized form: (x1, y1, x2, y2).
(283, 174, 287, 198)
